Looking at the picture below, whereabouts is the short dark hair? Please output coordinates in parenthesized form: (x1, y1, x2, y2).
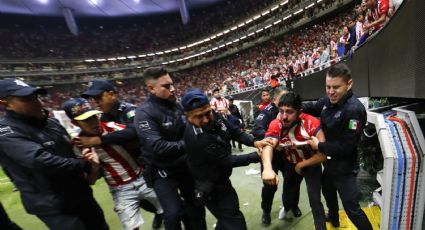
(261, 89, 270, 94)
(213, 88, 220, 93)
(327, 63, 351, 82)
(143, 66, 168, 83)
(278, 91, 302, 111)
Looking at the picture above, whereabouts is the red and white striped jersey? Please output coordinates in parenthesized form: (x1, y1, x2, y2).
(265, 113, 321, 164)
(210, 97, 229, 111)
(366, 0, 389, 32)
(74, 122, 141, 187)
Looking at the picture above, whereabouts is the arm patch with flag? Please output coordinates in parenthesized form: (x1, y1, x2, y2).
(126, 110, 135, 119)
(348, 119, 360, 131)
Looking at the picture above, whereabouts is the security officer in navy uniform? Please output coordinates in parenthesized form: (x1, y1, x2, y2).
(79, 79, 163, 228)
(134, 67, 206, 230)
(181, 89, 272, 230)
(252, 87, 303, 225)
(79, 79, 139, 149)
(0, 79, 108, 230)
(304, 63, 372, 229)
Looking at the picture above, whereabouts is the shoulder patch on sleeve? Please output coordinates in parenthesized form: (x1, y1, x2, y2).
(138, 121, 151, 130)
(126, 110, 136, 119)
(0, 126, 14, 136)
(348, 119, 360, 131)
(256, 114, 264, 121)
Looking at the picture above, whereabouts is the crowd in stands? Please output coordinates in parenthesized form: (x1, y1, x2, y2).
(1, 0, 400, 113)
(0, 0, 280, 59)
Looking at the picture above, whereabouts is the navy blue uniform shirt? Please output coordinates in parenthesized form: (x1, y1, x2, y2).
(184, 112, 259, 184)
(303, 90, 366, 174)
(100, 100, 138, 145)
(252, 103, 279, 140)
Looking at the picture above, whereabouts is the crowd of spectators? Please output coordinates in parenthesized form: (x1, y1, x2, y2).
(0, 0, 280, 59)
(1, 0, 400, 113)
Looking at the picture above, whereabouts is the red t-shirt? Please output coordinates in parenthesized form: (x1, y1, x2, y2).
(367, 0, 389, 32)
(257, 101, 270, 111)
(265, 113, 320, 164)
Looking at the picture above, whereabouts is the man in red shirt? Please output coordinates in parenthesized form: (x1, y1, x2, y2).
(210, 88, 229, 115)
(364, 0, 389, 34)
(261, 92, 327, 230)
(257, 89, 271, 111)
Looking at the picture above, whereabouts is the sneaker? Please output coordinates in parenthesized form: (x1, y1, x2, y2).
(152, 213, 163, 229)
(278, 207, 287, 220)
(325, 213, 340, 227)
(261, 212, 271, 226)
(292, 206, 302, 218)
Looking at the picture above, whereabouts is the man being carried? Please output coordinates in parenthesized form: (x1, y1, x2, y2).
(261, 92, 327, 230)
(64, 98, 163, 230)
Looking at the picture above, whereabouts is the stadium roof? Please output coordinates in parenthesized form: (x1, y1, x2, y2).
(0, 0, 224, 17)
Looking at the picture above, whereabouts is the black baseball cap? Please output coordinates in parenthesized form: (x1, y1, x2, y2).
(181, 89, 210, 112)
(0, 79, 47, 99)
(81, 80, 115, 98)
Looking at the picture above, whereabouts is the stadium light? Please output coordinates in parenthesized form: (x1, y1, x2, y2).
(245, 19, 253, 24)
(317, 0, 323, 3)
(240, 35, 247, 40)
(261, 10, 270, 16)
(209, 35, 217, 39)
(216, 32, 223, 37)
(147, 53, 155, 56)
(164, 50, 172, 53)
(219, 44, 225, 48)
(85, 59, 95, 62)
(264, 24, 272, 29)
(283, 14, 292, 20)
(233, 38, 240, 43)
(38, 0, 49, 4)
(179, 46, 187, 50)
(117, 57, 127, 60)
(162, 62, 169, 65)
(96, 58, 106, 62)
(127, 55, 136, 59)
(248, 32, 255, 36)
(256, 28, 264, 33)
(223, 29, 230, 34)
(212, 47, 218, 51)
(206, 49, 212, 53)
(252, 14, 261, 20)
(138, 54, 146, 57)
(171, 48, 179, 52)
(238, 23, 245, 28)
(169, 60, 176, 63)
(271, 5, 279, 11)
(294, 9, 303, 15)
(226, 41, 233, 46)
(306, 3, 315, 9)
(203, 38, 211, 42)
(107, 58, 117, 61)
(280, 0, 289, 5)
(230, 26, 238, 31)
(273, 19, 282, 24)
(155, 52, 164, 55)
